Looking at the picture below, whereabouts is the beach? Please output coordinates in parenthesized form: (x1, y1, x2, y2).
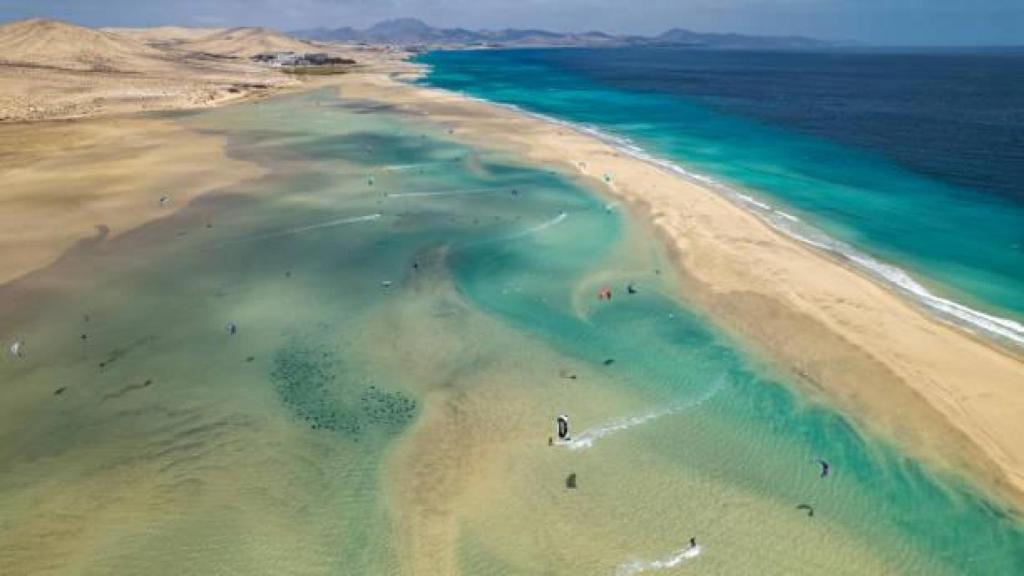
(2, 40, 1023, 574)
(336, 64, 1024, 512)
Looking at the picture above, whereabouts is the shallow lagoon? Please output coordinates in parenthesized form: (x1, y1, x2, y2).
(0, 88, 1021, 574)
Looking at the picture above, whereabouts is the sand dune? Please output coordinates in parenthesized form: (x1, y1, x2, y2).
(0, 18, 171, 72)
(102, 26, 225, 45)
(177, 26, 329, 57)
(0, 19, 347, 122)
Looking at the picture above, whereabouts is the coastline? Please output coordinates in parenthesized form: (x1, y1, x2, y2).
(336, 63, 1024, 513)
(2, 48, 1022, 573)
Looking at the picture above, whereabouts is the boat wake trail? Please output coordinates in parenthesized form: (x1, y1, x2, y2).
(386, 187, 505, 198)
(564, 406, 675, 451)
(502, 211, 568, 241)
(617, 544, 702, 576)
(221, 213, 382, 245)
(562, 377, 726, 451)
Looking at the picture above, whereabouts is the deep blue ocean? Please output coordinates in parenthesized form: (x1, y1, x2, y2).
(415, 48, 1024, 345)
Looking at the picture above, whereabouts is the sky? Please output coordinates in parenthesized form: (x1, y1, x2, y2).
(2, 0, 1023, 46)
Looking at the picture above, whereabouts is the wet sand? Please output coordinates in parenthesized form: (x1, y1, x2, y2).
(335, 65, 1024, 514)
(0, 117, 265, 286)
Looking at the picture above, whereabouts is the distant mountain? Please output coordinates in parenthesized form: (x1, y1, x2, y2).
(292, 18, 831, 49)
(653, 28, 825, 49)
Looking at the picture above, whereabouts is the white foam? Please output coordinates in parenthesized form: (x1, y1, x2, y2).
(426, 87, 1024, 348)
(562, 378, 726, 451)
(617, 544, 702, 576)
(222, 213, 382, 245)
(383, 163, 427, 172)
(564, 407, 674, 451)
(501, 211, 568, 241)
(386, 187, 504, 198)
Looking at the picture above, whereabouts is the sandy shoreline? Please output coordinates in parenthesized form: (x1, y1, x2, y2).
(2, 42, 1022, 573)
(334, 65, 1024, 513)
(2, 37, 1021, 517)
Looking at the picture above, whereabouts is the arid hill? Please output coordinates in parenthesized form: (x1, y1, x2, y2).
(0, 18, 172, 72)
(177, 26, 328, 57)
(0, 19, 310, 122)
(102, 26, 226, 46)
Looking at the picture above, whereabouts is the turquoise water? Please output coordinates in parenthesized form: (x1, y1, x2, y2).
(1, 88, 1022, 574)
(415, 48, 1024, 346)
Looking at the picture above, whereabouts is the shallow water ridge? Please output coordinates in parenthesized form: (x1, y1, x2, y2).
(0, 89, 1022, 574)
(416, 48, 1024, 346)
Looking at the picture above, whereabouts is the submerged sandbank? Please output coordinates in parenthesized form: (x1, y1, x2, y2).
(336, 66, 1024, 513)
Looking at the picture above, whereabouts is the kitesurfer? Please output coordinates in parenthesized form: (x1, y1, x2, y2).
(817, 459, 831, 478)
(556, 415, 570, 441)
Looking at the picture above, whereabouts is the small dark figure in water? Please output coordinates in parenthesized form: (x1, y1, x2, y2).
(689, 537, 697, 548)
(53, 387, 66, 396)
(548, 436, 553, 446)
(566, 473, 577, 489)
(246, 356, 255, 363)
(817, 459, 830, 478)
(627, 284, 638, 295)
(81, 334, 87, 341)
(226, 322, 237, 336)
(797, 504, 815, 517)
(603, 358, 615, 366)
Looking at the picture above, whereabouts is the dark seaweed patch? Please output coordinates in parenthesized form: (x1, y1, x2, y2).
(270, 345, 360, 435)
(269, 344, 417, 438)
(359, 385, 417, 428)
